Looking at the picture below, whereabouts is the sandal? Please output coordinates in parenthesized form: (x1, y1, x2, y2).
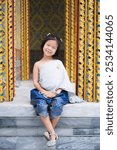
(44, 131, 58, 141)
(46, 132, 58, 147)
(44, 131, 50, 141)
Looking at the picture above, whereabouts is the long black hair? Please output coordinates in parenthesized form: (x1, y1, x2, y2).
(40, 33, 63, 59)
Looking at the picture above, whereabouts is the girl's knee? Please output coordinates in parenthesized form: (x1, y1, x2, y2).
(50, 104, 63, 118)
(36, 103, 48, 117)
(37, 103, 47, 110)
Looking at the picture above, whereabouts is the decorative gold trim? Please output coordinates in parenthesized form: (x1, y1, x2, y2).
(65, 0, 71, 78)
(87, 0, 94, 101)
(96, 0, 100, 102)
(65, 0, 77, 83)
(0, 0, 3, 102)
(0, 0, 15, 102)
(93, 0, 97, 101)
(21, 0, 30, 80)
(14, 0, 16, 97)
(8, 0, 14, 101)
(84, 0, 87, 100)
(5, 0, 9, 100)
(77, 0, 100, 101)
(78, 0, 85, 98)
(70, 0, 76, 82)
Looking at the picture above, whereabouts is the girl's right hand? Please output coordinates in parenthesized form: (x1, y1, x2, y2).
(43, 91, 56, 98)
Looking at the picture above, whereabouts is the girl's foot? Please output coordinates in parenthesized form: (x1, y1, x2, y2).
(46, 132, 58, 147)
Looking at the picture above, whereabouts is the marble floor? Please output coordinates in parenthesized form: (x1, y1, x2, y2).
(0, 136, 100, 150)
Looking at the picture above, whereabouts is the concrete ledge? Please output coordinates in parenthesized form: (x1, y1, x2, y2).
(0, 102, 99, 117)
(0, 81, 100, 117)
(62, 103, 99, 117)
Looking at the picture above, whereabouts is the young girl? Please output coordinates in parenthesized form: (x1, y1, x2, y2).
(31, 33, 84, 147)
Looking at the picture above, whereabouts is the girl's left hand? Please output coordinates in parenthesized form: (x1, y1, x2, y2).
(43, 91, 56, 98)
(55, 89, 62, 94)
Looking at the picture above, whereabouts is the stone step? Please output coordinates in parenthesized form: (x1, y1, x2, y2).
(0, 102, 100, 118)
(0, 127, 100, 137)
(0, 136, 100, 150)
(0, 117, 100, 129)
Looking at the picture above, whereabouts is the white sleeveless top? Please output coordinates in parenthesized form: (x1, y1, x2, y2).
(39, 59, 84, 103)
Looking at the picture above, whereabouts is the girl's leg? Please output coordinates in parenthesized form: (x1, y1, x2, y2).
(50, 91, 69, 128)
(36, 98, 56, 140)
(40, 116, 56, 140)
(51, 116, 61, 128)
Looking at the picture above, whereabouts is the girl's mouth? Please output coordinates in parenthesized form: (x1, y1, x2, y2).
(46, 49, 52, 53)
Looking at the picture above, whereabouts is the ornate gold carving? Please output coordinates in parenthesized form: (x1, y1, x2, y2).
(0, 0, 15, 102)
(21, 0, 30, 80)
(65, 0, 71, 78)
(77, 0, 100, 101)
(65, 0, 76, 82)
(78, 0, 85, 98)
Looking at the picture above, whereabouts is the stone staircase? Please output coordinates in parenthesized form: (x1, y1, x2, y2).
(0, 81, 100, 150)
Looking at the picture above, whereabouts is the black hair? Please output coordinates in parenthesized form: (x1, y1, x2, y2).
(40, 33, 63, 59)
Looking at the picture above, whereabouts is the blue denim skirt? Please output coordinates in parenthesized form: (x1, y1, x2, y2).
(30, 90, 69, 119)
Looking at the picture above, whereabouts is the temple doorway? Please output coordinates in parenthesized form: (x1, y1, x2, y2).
(29, 0, 65, 73)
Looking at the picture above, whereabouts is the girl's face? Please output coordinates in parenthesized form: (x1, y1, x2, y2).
(43, 40, 58, 57)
